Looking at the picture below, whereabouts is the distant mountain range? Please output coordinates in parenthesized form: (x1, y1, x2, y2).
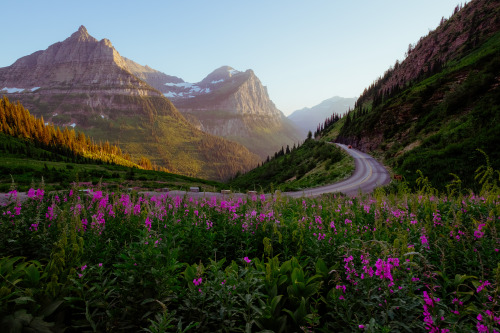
(125, 62, 301, 158)
(0, 26, 275, 180)
(288, 96, 355, 137)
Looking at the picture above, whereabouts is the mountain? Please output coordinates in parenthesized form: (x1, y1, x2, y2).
(288, 96, 356, 137)
(127, 64, 301, 158)
(334, 0, 500, 190)
(0, 26, 260, 181)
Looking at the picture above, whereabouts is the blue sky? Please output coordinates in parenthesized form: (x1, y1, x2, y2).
(1, 0, 463, 115)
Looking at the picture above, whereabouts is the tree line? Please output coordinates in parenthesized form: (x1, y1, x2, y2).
(0, 96, 166, 171)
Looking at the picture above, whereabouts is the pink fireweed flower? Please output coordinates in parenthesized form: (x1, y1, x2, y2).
(81, 265, 87, 272)
(474, 224, 486, 239)
(343, 255, 358, 282)
(27, 188, 36, 199)
(133, 203, 141, 215)
(476, 280, 491, 293)
(92, 190, 103, 201)
(243, 257, 251, 263)
(374, 257, 399, 283)
(145, 216, 152, 231)
(422, 291, 442, 331)
(420, 233, 430, 249)
(46, 205, 55, 221)
(193, 277, 202, 286)
(336, 284, 347, 293)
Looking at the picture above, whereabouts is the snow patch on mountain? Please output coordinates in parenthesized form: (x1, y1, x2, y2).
(1, 87, 25, 93)
(1, 87, 41, 93)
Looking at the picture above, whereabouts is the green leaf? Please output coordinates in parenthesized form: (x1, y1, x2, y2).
(270, 295, 283, 313)
(315, 258, 328, 276)
(454, 274, 476, 286)
(24, 264, 41, 286)
(40, 299, 64, 318)
(13, 296, 35, 305)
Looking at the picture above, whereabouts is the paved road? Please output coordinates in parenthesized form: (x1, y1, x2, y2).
(284, 143, 391, 197)
(142, 143, 391, 199)
(1, 144, 391, 204)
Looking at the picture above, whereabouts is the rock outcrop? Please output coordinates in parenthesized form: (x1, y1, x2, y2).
(132, 65, 301, 158)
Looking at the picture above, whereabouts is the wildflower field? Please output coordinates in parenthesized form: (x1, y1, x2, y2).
(1, 177, 499, 332)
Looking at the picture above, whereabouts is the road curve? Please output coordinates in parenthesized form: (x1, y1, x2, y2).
(284, 143, 391, 198)
(0, 144, 391, 204)
(140, 143, 391, 200)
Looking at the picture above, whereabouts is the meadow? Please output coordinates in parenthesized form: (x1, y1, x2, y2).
(0, 168, 499, 332)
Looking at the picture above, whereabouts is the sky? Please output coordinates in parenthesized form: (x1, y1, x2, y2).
(0, 0, 464, 115)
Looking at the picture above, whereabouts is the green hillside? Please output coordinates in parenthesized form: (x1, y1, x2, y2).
(0, 133, 223, 193)
(16, 93, 260, 181)
(335, 2, 500, 192)
(0, 98, 223, 192)
(229, 138, 353, 192)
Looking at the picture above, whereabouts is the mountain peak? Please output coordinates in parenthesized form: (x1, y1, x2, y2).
(78, 25, 88, 34)
(68, 25, 97, 43)
(200, 65, 243, 84)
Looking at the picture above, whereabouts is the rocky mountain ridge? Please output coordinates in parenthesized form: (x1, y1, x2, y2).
(0, 25, 260, 180)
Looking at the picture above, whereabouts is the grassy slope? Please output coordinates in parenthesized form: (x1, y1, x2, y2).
(11, 94, 260, 181)
(338, 31, 500, 191)
(229, 139, 354, 192)
(0, 133, 223, 192)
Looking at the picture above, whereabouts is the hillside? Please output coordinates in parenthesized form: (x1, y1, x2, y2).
(229, 138, 353, 192)
(0, 26, 260, 181)
(288, 96, 355, 137)
(0, 96, 142, 169)
(335, 0, 500, 190)
(0, 97, 222, 191)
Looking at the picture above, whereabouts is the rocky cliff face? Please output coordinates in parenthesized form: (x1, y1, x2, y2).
(0, 25, 163, 121)
(0, 26, 260, 180)
(138, 66, 301, 158)
(122, 57, 184, 88)
(355, 0, 500, 108)
(0, 26, 155, 93)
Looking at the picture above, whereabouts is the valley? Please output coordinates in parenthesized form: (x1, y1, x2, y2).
(1, 0, 499, 331)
